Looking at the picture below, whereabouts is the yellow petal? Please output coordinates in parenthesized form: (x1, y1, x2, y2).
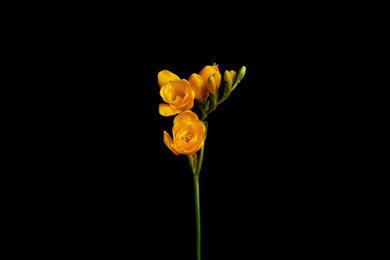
(199, 65, 219, 100)
(213, 71, 221, 91)
(173, 110, 199, 125)
(170, 95, 183, 107)
(181, 139, 202, 156)
(172, 121, 190, 138)
(158, 70, 180, 88)
(199, 65, 219, 86)
(159, 103, 181, 117)
(195, 140, 204, 153)
(163, 131, 180, 155)
(206, 75, 217, 94)
(160, 84, 172, 103)
(230, 70, 237, 84)
(188, 73, 205, 101)
(180, 95, 194, 111)
(192, 120, 206, 135)
(170, 79, 188, 97)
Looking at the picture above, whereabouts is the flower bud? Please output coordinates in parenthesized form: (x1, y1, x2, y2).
(232, 66, 246, 91)
(213, 71, 221, 92)
(199, 65, 221, 99)
(224, 70, 232, 92)
(206, 74, 217, 94)
(229, 70, 237, 84)
(189, 73, 205, 101)
(224, 70, 232, 82)
(236, 66, 246, 83)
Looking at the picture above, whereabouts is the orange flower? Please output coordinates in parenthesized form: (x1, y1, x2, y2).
(158, 70, 195, 116)
(163, 111, 205, 156)
(188, 73, 205, 101)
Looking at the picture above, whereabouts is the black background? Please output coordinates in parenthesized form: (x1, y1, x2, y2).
(16, 14, 354, 259)
(51, 48, 335, 259)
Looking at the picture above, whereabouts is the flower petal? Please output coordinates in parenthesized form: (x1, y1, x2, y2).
(163, 131, 179, 155)
(189, 73, 205, 101)
(172, 121, 190, 137)
(159, 103, 181, 117)
(171, 95, 183, 107)
(199, 65, 219, 86)
(173, 110, 199, 125)
(158, 70, 180, 88)
(192, 120, 206, 135)
(169, 79, 189, 98)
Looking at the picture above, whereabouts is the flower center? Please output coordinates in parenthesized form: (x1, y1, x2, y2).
(178, 129, 192, 143)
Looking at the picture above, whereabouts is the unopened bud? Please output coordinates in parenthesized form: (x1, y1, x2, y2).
(213, 71, 221, 92)
(230, 70, 237, 84)
(206, 74, 217, 94)
(232, 66, 246, 91)
(224, 70, 232, 92)
(236, 66, 246, 83)
(189, 73, 205, 101)
(224, 70, 232, 82)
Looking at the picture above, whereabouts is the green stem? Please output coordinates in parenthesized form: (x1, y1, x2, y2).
(193, 174, 201, 260)
(217, 95, 228, 105)
(201, 114, 207, 121)
(196, 145, 204, 175)
(190, 120, 207, 260)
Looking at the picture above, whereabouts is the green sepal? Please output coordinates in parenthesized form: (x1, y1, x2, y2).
(205, 100, 210, 112)
(207, 93, 218, 114)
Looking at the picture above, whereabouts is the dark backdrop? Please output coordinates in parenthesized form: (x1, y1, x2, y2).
(29, 28, 344, 259)
(58, 53, 332, 259)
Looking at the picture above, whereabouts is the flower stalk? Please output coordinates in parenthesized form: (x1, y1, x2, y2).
(193, 174, 201, 260)
(159, 64, 245, 259)
(188, 120, 207, 260)
(189, 145, 204, 260)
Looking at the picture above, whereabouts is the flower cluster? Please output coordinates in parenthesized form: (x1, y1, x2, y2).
(158, 64, 246, 158)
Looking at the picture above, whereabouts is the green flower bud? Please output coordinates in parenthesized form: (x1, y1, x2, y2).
(232, 66, 246, 91)
(236, 66, 246, 83)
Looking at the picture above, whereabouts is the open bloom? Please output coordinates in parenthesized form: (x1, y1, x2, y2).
(163, 111, 205, 156)
(158, 70, 195, 116)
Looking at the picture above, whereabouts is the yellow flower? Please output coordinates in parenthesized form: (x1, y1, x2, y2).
(158, 70, 195, 116)
(199, 64, 221, 99)
(188, 73, 205, 101)
(163, 111, 205, 156)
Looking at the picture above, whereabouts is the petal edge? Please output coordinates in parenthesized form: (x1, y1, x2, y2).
(158, 70, 180, 88)
(163, 131, 180, 155)
(159, 103, 181, 117)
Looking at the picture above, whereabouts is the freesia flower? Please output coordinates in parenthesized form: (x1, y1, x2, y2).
(188, 73, 205, 101)
(158, 70, 201, 116)
(158, 63, 247, 260)
(163, 111, 205, 156)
